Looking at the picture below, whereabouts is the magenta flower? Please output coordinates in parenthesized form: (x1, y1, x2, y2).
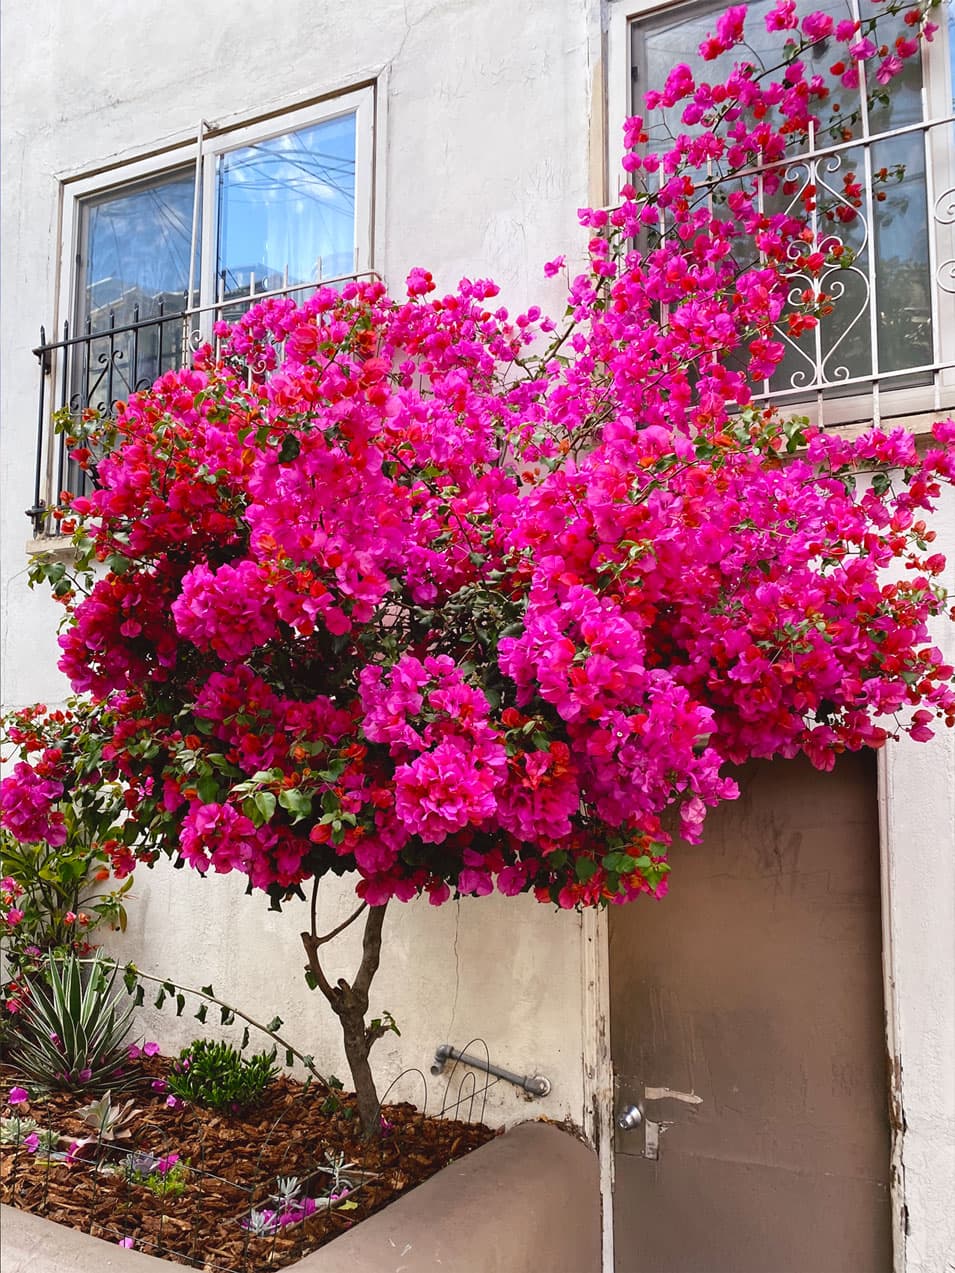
(143, 1041, 160, 1057)
(7, 1087, 29, 1106)
(876, 55, 904, 85)
(22, 1133, 40, 1153)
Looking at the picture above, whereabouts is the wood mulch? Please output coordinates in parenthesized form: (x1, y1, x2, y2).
(0, 1057, 497, 1271)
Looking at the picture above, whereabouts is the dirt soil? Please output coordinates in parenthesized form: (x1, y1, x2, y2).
(0, 1057, 497, 1271)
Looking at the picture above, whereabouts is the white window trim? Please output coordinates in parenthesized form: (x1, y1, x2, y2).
(55, 84, 377, 344)
(606, 0, 955, 432)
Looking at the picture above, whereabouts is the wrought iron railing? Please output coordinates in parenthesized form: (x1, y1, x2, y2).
(744, 110, 955, 428)
(27, 272, 381, 537)
(622, 105, 955, 428)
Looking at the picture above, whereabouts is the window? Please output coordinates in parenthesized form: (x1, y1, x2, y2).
(27, 90, 375, 526)
(608, 0, 955, 427)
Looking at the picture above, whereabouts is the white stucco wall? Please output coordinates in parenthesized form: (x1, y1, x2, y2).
(881, 483, 955, 1273)
(1, 1, 954, 1268)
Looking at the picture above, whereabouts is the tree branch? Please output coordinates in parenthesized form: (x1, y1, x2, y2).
(315, 901, 367, 947)
(352, 903, 388, 1006)
(110, 961, 329, 1087)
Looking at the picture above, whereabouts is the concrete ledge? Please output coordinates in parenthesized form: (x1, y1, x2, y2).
(0, 1204, 174, 1273)
(0, 1121, 600, 1273)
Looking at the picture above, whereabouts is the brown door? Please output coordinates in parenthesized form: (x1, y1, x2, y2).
(610, 753, 892, 1273)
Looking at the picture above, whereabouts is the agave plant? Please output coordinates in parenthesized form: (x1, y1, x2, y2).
(7, 954, 136, 1091)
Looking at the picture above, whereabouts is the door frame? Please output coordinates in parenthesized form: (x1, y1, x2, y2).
(582, 753, 906, 1273)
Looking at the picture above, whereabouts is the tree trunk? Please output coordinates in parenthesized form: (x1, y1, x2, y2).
(301, 901, 389, 1141)
(339, 1004, 382, 1137)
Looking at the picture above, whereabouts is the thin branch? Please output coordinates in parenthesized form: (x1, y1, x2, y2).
(315, 901, 367, 947)
(300, 930, 339, 1004)
(91, 959, 329, 1087)
(309, 874, 320, 941)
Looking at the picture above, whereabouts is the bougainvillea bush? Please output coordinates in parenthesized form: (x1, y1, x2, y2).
(3, 0, 954, 1132)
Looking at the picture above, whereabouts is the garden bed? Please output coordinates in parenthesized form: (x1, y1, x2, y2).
(0, 1056, 496, 1271)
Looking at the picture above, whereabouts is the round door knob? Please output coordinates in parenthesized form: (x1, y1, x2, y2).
(617, 1103, 643, 1130)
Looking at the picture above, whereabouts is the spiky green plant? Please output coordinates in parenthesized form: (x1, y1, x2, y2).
(7, 954, 136, 1091)
(167, 1038, 278, 1113)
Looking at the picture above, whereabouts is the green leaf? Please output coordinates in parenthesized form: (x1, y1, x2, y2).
(575, 857, 599, 883)
(278, 434, 301, 463)
(197, 775, 219, 804)
(278, 788, 312, 821)
(264, 1016, 284, 1034)
(194, 1004, 208, 1025)
(254, 791, 277, 822)
(601, 851, 637, 875)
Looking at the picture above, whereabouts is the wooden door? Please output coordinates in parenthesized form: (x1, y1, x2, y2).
(610, 753, 892, 1273)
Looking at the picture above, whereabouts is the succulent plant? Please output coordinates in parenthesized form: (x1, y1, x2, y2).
(7, 954, 135, 1092)
(75, 1090, 140, 1142)
(0, 1115, 39, 1145)
(167, 1038, 278, 1113)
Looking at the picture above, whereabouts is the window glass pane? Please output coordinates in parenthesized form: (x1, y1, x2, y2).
(75, 170, 196, 422)
(79, 170, 195, 331)
(216, 112, 357, 303)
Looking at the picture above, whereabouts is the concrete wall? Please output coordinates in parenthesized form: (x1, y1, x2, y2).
(1, 2, 954, 1269)
(881, 486, 955, 1273)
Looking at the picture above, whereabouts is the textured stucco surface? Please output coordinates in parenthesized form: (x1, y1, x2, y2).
(882, 485, 955, 1273)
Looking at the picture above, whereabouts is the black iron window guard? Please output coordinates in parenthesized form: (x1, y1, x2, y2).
(27, 272, 381, 538)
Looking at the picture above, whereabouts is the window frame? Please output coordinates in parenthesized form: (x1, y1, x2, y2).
(56, 85, 376, 350)
(606, 0, 955, 431)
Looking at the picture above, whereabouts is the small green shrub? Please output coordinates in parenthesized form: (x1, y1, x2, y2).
(7, 954, 135, 1091)
(167, 1039, 278, 1113)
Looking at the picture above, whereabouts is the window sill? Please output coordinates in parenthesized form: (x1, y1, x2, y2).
(25, 534, 78, 562)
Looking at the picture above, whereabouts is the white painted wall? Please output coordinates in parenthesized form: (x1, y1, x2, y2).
(881, 484, 955, 1273)
(1, 1, 953, 1268)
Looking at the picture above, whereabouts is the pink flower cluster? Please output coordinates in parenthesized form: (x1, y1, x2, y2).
(0, 762, 67, 846)
(172, 561, 279, 660)
(3, 0, 953, 918)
